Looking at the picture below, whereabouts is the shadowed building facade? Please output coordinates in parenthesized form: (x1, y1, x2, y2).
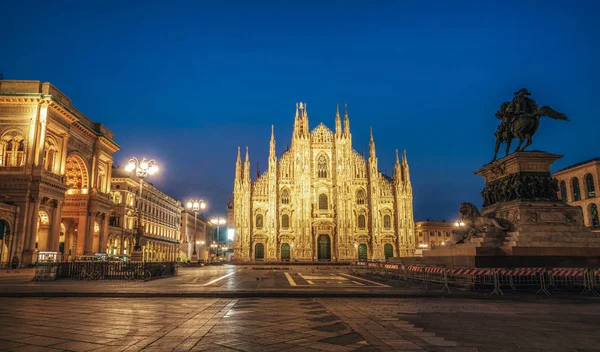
(0, 80, 119, 266)
(233, 103, 415, 262)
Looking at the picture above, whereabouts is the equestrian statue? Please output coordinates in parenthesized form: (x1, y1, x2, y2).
(492, 88, 568, 162)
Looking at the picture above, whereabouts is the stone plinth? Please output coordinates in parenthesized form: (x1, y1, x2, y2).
(416, 151, 600, 268)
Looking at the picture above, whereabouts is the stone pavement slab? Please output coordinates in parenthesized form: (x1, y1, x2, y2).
(0, 297, 598, 351)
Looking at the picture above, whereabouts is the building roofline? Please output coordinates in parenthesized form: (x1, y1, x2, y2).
(554, 158, 600, 174)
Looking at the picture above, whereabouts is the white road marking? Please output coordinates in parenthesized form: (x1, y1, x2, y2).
(351, 280, 365, 286)
(340, 273, 390, 287)
(307, 280, 314, 285)
(202, 271, 238, 286)
(284, 272, 297, 286)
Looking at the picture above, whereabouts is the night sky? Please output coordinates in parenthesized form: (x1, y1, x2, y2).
(2, 1, 599, 222)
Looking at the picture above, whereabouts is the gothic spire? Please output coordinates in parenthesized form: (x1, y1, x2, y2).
(343, 103, 350, 136)
(270, 125, 276, 155)
(369, 126, 376, 159)
(244, 146, 250, 181)
(335, 104, 341, 136)
(235, 146, 242, 181)
(402, 149, 411, 187)
(256, 162, 260, 179)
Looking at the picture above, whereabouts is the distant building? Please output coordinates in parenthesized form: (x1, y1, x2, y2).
(180, 210, 208, 261)
(414, 221, 454, 250)
(108, 168, 183, 261)
(553, 158, 600, 231)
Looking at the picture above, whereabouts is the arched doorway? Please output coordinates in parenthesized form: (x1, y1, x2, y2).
(281, 243, 290, 261)
(255, 243, 264, 260)
(317, 235, 331, 261)
(358, 244, 368, 262)
(384, 244, 393, 260)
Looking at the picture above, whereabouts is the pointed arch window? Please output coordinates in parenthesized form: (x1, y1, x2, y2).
(585, 174, 595, 198)
(358, 215, 366, 229)
(383, 215, 391, 229)
(281, 188, 290, 204)
(590, 204, 599, 228)
(560, 181, 568, 203)
(281, 214, 290, 229)
(256, 214, 263, 229)
(572, 178, 581, 201)
(318, 194, 328, 210)
(317, 155, 328, 178)
(356, 189, 366, 205)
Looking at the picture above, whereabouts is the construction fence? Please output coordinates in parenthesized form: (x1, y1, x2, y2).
(350, 261, 600, 296)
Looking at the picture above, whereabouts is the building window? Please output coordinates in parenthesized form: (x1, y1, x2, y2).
(358, 215, 366, 229)
(43, 138, 58, 173)
(318, 194, 328, 210)
(281, 214, 290, 229)
(281, 188, 290, 204)
(585, 174, 596, 198)
(356, 189, 366, 205)
(383, 215, 391, 229)
(572, 178, 581, 201)
(560, 181, 568, 203)
(418, 231, 423, 237)
(317, 155, 328, 178)
(256, 214, 263, 229)
(591, 204, 599, 229)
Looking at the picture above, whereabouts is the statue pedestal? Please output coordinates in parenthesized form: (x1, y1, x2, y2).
(405, 151, 600, 268)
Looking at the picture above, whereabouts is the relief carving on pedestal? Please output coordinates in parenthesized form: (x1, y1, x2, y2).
(564, 211, 577, 224)
(524, 210, 538, 224)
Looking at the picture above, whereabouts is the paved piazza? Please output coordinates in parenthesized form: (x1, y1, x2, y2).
(0, 297, 599, 352)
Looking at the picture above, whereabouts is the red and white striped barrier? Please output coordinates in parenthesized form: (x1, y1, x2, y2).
(384, 264, 399, 270)
(449, 268, 492, 275)
(424, 267, 444, 274)
(500, 268, 545, 276)
(549, 268, 586, 277)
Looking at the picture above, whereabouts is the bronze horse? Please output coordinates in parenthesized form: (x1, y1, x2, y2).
(492, 104, 568, 162)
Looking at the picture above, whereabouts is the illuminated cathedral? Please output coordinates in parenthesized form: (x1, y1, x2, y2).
(232, 102, 414, 261)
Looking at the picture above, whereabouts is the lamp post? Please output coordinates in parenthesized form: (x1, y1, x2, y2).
(186, 199, 206, 257)
(210, 242, 218, 258)
(125, 157, 158, 262)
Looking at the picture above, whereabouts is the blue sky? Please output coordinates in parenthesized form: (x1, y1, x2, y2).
(2, 0, 599, 221)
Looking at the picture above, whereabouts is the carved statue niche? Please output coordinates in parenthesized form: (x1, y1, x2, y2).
(450, 202, 512, 244)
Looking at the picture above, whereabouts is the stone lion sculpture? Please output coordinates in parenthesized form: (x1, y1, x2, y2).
(450, 202, 510, 244)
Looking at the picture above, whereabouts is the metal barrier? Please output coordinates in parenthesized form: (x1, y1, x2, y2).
(33, 261, 178, 281)
(349, 261, 600, 296)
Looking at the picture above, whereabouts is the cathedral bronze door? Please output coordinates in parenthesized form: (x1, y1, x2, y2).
(317, 235, 331, 261)
(281, 243, 290, 261)
(358, 244, 368, 262)
(255, 243, 264, 260)
(384, 244, 393, 260)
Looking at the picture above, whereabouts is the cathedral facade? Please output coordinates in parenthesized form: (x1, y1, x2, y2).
(233, 103, 415, 262)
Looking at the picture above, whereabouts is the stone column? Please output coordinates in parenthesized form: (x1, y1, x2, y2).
(99, 213, 108, 253)
(48, 200, 63, 251)
(22, 196, 41, 266)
